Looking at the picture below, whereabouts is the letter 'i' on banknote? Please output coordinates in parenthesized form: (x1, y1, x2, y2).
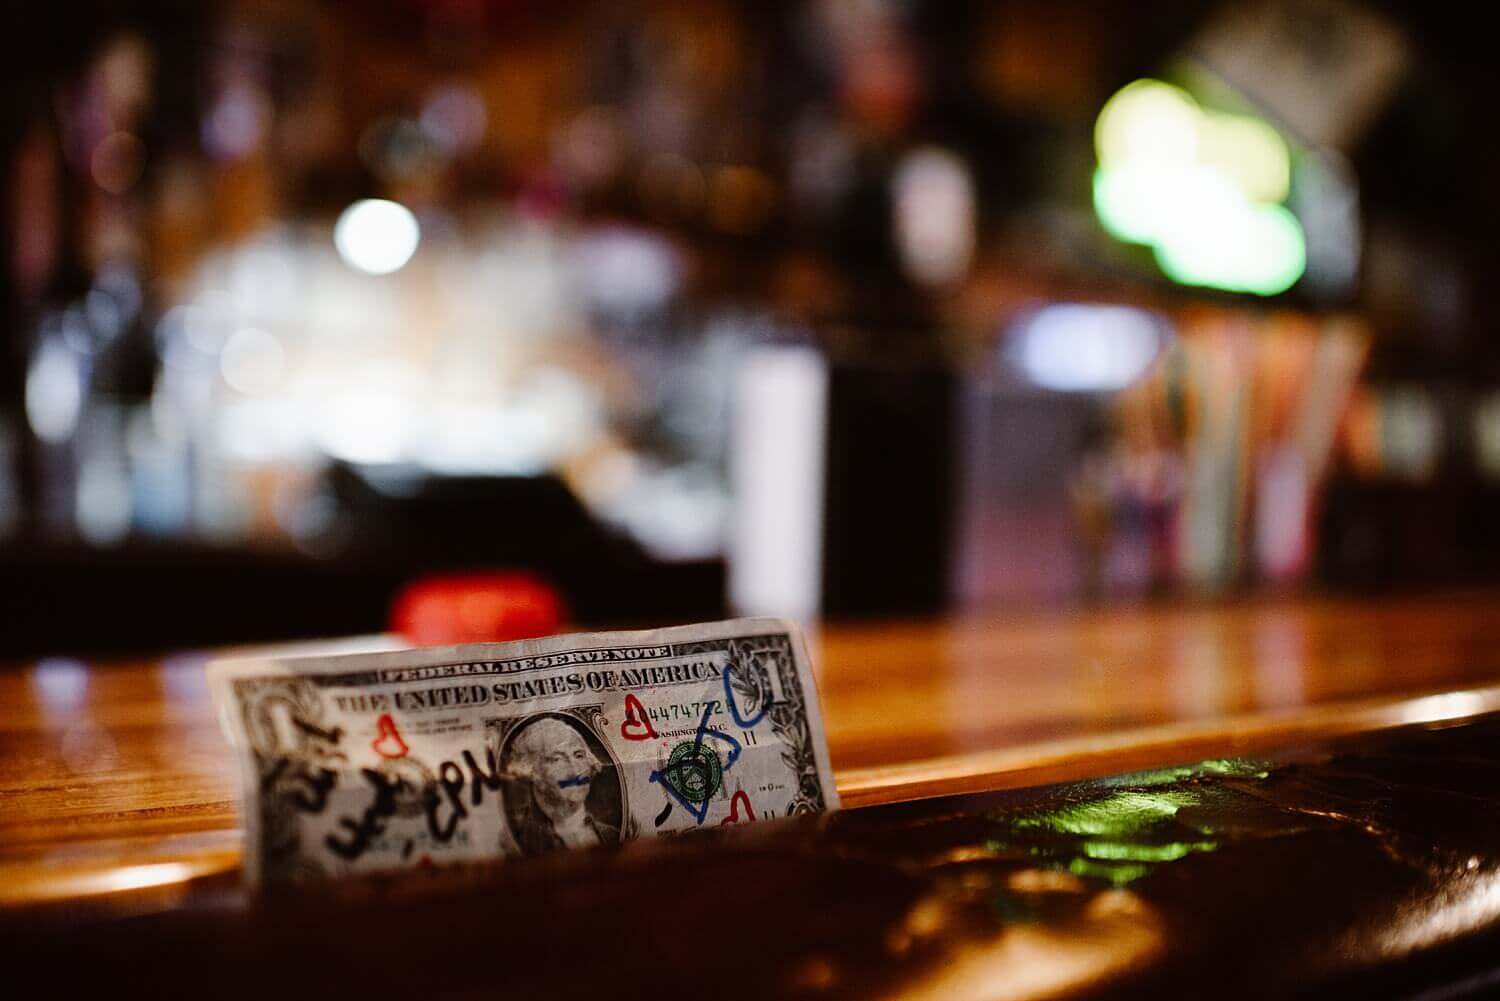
(208, 618, 839, 886)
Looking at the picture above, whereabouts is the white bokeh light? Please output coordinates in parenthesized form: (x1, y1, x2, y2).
(892, 147, 975, 287)
(333, 199, 421, 275)
(1010, 304, 1168, 393)
(25, 339, 83, 443)
(220, 327, 286, 396)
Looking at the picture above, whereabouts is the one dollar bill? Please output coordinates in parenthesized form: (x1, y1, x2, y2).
(208, 618, 839, 885)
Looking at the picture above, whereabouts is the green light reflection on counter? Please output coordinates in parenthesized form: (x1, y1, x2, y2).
(986, 757, 1274, 887)
(1080, 839, 1218, 862)
(1098, 759, 1271, 788)
(1013, 791, 1195, 837)
(1068, 858, 1152, 887)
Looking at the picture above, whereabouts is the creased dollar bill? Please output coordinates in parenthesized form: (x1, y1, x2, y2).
(208, 618, 839, 885)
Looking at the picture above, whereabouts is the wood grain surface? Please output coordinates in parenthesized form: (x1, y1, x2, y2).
(5, 590, 1500, 908)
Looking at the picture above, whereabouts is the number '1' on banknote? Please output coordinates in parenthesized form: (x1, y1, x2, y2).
(208, 618, 839, 885)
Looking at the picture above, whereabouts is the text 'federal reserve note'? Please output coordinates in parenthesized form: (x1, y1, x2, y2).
(208, 618, 839, 885)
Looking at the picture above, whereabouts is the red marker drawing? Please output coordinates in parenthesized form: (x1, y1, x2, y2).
(371, 713, 410, 759)
(620, 693, 660, 741)
(721, 789, 755, 825)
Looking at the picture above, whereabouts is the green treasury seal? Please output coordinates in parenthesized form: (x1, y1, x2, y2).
(662, 740, 724, 804)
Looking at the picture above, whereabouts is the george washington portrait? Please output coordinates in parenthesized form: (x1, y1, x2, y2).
(500, 713, 623, 856)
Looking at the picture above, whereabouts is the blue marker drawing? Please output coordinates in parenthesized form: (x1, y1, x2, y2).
(557, 775, 591, 789)
(723, 663, 771, 728)
(648, 702, 742, 825)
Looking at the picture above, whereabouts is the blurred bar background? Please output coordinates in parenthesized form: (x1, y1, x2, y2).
(3, 0, 1498, 657)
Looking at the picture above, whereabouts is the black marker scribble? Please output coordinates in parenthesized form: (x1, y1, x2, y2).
(325, 768, 407, 860)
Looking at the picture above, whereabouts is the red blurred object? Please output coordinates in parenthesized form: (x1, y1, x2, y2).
(390, 573, 565, 646)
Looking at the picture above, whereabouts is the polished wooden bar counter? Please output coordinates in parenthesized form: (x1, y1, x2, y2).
(5, 591, 1500, 910)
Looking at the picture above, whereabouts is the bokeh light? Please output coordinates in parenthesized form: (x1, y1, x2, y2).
(333, 199, 421, 275)
(1093, 78, 1303, 296)
(219, 327, 286, 396)
(1197, 111, 1290, 203)
(1154, 201, 1307, 297)
(893, 146, 976, 287)
(1094, 80, 1200, 169)
(1009, 304, 1168, 392)
(25, 339, 83, 444)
